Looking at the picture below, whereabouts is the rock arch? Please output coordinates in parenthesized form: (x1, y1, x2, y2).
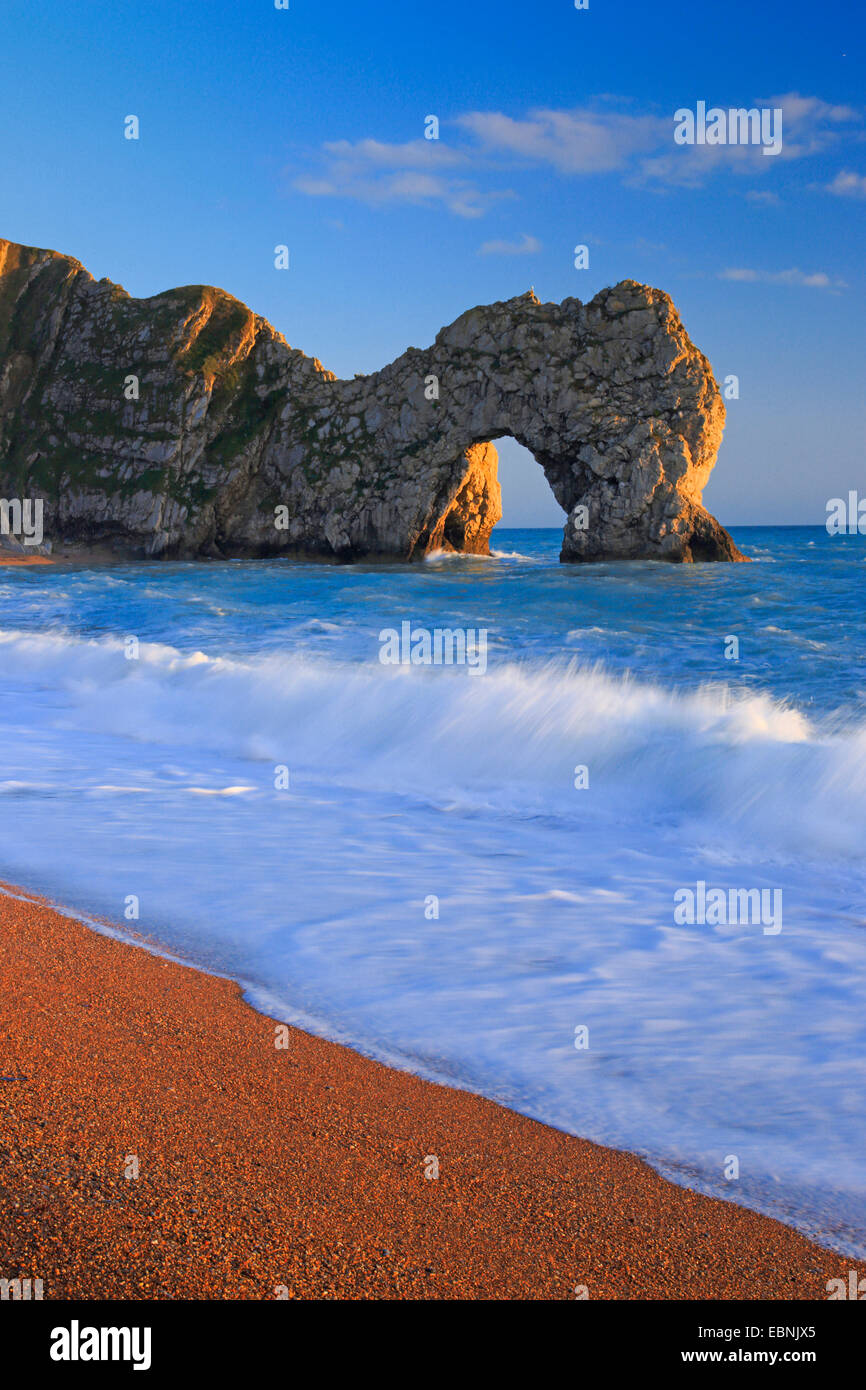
(305, 281, 742, 564)
(0, 240, 744, 562)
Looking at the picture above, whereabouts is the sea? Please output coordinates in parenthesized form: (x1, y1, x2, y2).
(1, 525, 865, 1257)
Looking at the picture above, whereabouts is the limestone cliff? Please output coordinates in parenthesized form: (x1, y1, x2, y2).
(0, 238, 744, 563)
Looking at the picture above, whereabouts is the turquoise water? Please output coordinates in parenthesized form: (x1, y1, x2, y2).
(6, 525, 865, 710)
(1, 525, 865, 1257)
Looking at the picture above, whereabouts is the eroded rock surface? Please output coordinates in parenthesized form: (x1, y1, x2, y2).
(0, 238, 743, 562)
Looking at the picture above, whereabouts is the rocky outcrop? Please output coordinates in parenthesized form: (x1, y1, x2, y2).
(0, 238, 744, 563)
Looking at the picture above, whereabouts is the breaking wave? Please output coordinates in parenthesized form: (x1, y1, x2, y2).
(1, 624, 864, 866)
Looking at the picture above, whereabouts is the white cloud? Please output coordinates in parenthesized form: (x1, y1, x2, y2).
(457, 107, 665, 173)
(321, 138, 466, 171)
(639, 91, 861, 186)
(762, 93, 860, 158)
(718, 267, 846, 290)
(292, 94, 863, 216)
(825, 169, 866, 198)
(292, 135, 509, 218)
(770, 93, 858, 123)
(478, 233, 541, 255)
(640, 142, 774, 188)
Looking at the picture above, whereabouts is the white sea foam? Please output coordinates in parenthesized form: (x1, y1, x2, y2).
(1, 624, 862, 859)
(1, 621, 865, 1255)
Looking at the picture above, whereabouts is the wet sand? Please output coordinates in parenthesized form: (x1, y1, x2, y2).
(0, 883, 860, 1300)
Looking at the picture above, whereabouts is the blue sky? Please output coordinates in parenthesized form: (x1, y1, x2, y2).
(0, 0, 863, 525)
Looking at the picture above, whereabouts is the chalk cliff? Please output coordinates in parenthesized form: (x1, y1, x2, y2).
(0, 238, 744, 562)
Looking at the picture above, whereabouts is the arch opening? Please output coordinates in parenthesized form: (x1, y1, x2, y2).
(422, 435, 568, 559)
(492, 437, 567, 534)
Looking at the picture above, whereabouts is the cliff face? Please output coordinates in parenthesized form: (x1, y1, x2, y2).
(0, 238, 743, 562)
